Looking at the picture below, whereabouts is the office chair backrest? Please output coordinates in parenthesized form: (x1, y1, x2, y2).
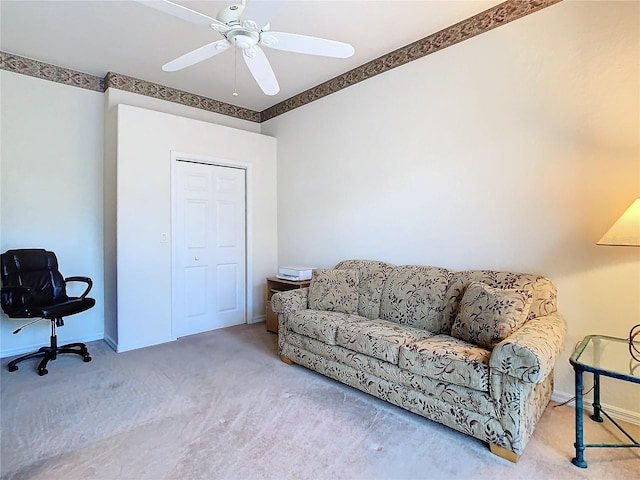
(1, 249, 68, 308)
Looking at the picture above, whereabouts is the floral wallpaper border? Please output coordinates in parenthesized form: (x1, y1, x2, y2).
(0, 51, 104, 92)
(1, 0, 561, 124)
(103, 73, 260, 122)
(0, 53, 260, 123)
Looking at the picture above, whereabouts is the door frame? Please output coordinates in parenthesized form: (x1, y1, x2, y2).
(170, 151, 252, 338)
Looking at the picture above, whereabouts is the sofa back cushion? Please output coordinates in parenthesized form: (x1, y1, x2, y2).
(379, 265, 451, 332)
(335, 260, 395, 319)
(308, 269, 359, 314)
(442, 270, 557, 335)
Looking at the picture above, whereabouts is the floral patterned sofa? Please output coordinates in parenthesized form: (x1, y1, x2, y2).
(271, 260, 567, 462)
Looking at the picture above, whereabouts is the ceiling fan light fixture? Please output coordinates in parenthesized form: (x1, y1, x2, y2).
(226, 29, 259, 50)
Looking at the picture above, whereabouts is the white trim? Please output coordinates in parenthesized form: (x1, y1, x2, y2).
(245, 165, 254, 324)
(0, 333, 104, 359)
(103, 334, 118, 352)
(170, 151, 253, 335)
(551, 391, 640, 426)
(249, 314, 265, 325)
(115, 337, 176, 354)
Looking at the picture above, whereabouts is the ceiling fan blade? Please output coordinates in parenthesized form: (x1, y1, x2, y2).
(137, 0, 228, 30)
(243, 46, 279, 95)
(240, 0, 284, 30)
(162, 40, 230, 72)
(261, 32, 355, 58)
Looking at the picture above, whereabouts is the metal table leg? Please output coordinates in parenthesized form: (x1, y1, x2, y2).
(572, 368, 588, 468)
(590, 373, 603, 423)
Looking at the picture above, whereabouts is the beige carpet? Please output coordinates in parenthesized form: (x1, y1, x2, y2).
(1, 323, 638, 480)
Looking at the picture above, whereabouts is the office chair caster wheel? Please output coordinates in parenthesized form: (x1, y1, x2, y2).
(83, 356, 92, 363)
(8, 365, 18, 372)
(38, 368, 48, 376)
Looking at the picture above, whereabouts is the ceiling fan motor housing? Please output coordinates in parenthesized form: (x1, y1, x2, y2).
(217, 3, 260, 50)
(217, 4, 244, 25)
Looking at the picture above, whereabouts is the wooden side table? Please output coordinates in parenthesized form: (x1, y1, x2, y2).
(265, 277, 310, 333)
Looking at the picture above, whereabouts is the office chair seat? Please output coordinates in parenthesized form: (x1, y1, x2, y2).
(30, 297, 95, 320)
(1, 249, 95, 376)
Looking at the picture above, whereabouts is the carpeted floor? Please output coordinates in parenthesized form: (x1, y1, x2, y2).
(1, 323, 638, 480)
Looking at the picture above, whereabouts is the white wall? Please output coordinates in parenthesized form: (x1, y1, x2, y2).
(0, 72, 268, 358)
(102, 89, 264, 350)
(0, 70, 105, 356)
(262, 1, 640, 417)
(106, 101, 276, 351)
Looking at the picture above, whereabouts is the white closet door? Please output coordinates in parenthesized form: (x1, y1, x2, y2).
(173, 160, 246, 337)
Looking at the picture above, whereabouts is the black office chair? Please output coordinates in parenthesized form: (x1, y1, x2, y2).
(1, 249, 95, 375)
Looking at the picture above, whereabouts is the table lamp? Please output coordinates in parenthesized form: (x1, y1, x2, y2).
(597, 198, 640, 361)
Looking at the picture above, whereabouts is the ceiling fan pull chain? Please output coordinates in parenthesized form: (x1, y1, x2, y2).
(233, 44, 239, 97)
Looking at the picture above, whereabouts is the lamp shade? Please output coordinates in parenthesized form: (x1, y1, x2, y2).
(597, 198, 640, 246)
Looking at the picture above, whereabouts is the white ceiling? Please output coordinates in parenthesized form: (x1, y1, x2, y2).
(1, 0, 502, 112)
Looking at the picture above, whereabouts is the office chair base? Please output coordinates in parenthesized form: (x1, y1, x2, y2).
(7, 334, 91, 376)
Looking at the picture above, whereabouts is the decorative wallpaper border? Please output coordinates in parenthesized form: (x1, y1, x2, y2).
(103, 73, 260, 122)
(260, 0, 562, 122)
(1, 0, 561, 124)
(0, 51, 104, 92)
(0, 52, 260, 122)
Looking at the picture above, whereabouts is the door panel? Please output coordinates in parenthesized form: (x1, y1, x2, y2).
(217, 263, 238, 312)
(185, 200, 207, 248)
(217, 202, 236, 247)
(173, 160, 246, 337)
(185, 266, 207, 316)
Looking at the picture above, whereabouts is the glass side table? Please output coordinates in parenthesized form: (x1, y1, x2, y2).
(569, 335, 640, 468)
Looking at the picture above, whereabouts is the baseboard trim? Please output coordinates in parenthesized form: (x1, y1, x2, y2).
(103, 335, 118, 352)
(115, 336, 176, 353)
(551, 391, 640, 426)
(248, 315, 265, 325)
(0, 333, 104, 359)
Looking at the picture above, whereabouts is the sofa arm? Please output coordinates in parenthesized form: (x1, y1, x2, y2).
(490, 312, 567, 383)
(271, 288, 309, 314)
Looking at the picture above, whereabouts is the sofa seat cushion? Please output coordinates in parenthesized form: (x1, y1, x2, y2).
(399, 335, 491, 392)
(336, 319, 435, 364)
(283, 330, 497, 417)
(287, 310, 368, 345)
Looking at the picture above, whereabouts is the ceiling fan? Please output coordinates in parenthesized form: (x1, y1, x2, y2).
(139, 0, 355, 96)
